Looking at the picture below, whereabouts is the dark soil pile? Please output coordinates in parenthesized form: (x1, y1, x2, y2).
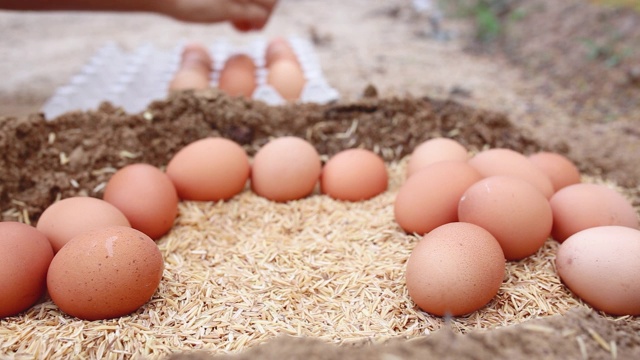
(1, 89, 546, 224)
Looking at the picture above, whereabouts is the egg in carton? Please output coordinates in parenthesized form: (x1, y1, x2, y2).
(208, 36, 339, 106)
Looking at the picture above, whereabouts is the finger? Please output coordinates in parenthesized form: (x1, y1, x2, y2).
(250, 0, 278, 11)
(229, 3, 270, 24)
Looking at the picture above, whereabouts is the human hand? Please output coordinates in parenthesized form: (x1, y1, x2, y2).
(161, 0, 277, 31)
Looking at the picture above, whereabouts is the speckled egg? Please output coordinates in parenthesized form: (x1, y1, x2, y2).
(405, 222, 505, 316)
(47, 226, 164, 320)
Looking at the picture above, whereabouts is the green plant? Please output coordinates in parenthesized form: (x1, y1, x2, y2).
(441, 0, 525, 43)
(475, 4, 502, 42)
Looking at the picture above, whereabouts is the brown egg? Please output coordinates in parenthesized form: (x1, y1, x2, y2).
(166, 137, 250, 201)
(169, 67, 210, 91)
(528, 151, 581, 193)
(103, 163, 179, 240)
(468, 148, 554, 199)
(47, 225, 164, 320)
(550, 183, 640, 242)
(321, 148, 388, 201)
(406, 222, 505, 317)
(36, 196, 131, 253)
(0, 222, 53, 318)
(265, 37, 299, 67)
(267, 59, 306, 101)
(180, 42, 213, 73)
(218, 54, 257, 98)
(394, 161, 482, 235)
(407, 138, 469, 178)
(556, 226, 640, 316)
(251, 136, 321, 202)
(458, 176, 553, 260)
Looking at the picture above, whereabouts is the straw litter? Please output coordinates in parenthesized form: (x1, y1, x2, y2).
(4, 158, 632, 360)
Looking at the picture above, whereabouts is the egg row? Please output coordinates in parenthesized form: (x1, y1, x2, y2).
(169, 38, 308, 102)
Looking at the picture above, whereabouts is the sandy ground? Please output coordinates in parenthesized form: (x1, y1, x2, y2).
(0, 0, 523, 117)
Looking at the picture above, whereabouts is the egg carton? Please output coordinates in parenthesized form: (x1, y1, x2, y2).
(42, 36, 339, 120)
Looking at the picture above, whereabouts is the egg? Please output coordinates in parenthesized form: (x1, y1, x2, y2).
(180, 42, 213, 73)
(458, 176, 553, 260)
(103, 163, 179, 240)
(166, 137, 250, 201)
(265, 37, 299, 68)
(406, 137, 469, 178)
(550, 183, 639, 242)
(394, 161, 482, 235)
(218, 54, 257, 98)
(320, 148, 388, 201)
(36, 196, 131, 253)
(251, 136, 321, 202)
(0, 222, 53, 318)
(267, 59, 306, 101)
(556, 226, 640, 316)
(405, 222, 505, 317)
(169, 67, 210, 91)
(468, 148, 554, 199)
(528, 152, 581, 192)
(47, 225, 164, 320)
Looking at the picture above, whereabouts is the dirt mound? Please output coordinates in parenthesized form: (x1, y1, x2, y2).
(1, 89, 545, 224)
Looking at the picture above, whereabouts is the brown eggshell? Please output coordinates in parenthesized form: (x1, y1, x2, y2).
(36, 196, 131, 253)
(405, 222, 505, 316)
(180, 42, 213, 72)
(47, 225, 164, 320)
(251, 136, 321, 202)
(103, 163, 179, 240)
(218, 54, 257, 98)
(468, 148, 554, 199)
(166, 137, 250, 201)
(407, 138, 469, 178)
(550, 183, 640, 242)
(267, 59, 306, 101)
(0, 222, 53, 318)
(321, 148, 388, 201)
(265, 37, 299, 67)
(458, 176, 553, 260)
(556, 226, 640, 315)
(394, 161, 483, 235)
(528, 151, 581, 192)
(169, 68, 210, 91)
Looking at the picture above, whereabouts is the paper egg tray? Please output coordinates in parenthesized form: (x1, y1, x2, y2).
(41, 36, 339, 119)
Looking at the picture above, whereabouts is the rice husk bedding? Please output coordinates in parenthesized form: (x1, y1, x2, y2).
(1, 89, 639, 359)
